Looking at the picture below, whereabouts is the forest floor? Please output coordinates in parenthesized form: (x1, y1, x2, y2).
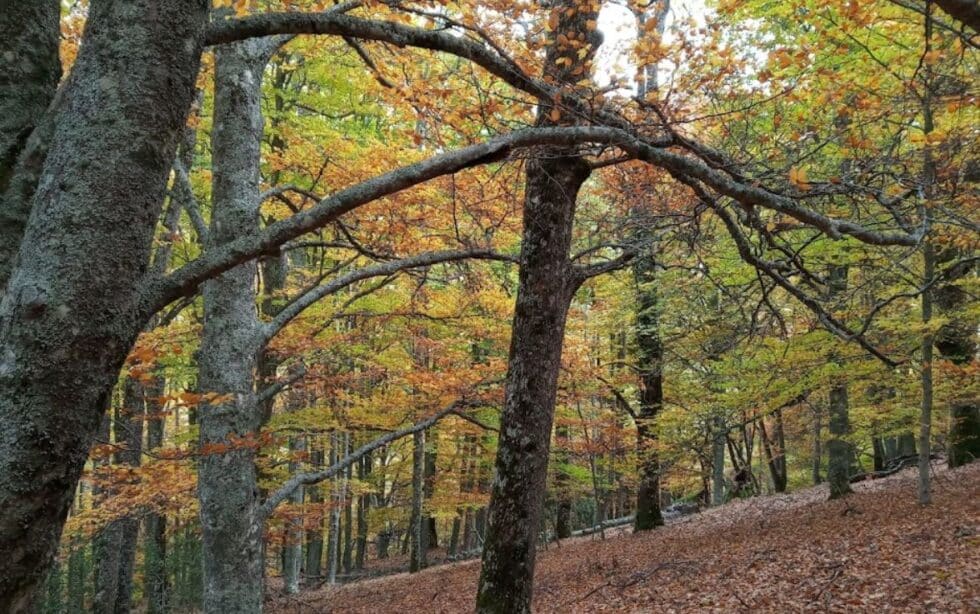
(269, 462, 980, 612)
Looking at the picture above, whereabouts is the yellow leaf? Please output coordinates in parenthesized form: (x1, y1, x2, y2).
(789, 166, 810, 190)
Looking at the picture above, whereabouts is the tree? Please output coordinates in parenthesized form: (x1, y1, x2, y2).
(0, 3, 937, 608)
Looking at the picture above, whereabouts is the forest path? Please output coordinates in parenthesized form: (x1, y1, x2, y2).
(269, 462, 980, 612)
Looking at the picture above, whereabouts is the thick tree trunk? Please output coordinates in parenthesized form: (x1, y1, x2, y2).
(476, 7, 598, 610)
(0, 3, 208, 608)
(826, 265, 854, 499)
(196, 39, 278, 613)
(633, 257, 666, 528)
(0, 0, 61, 282)
(631, 0, 670, 536)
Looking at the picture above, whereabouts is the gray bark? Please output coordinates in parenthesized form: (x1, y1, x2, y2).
(196, 38, 279, 613)
(0, 0, 61, 283)
(282, 437, 305, 594)
(475, 5, 599, 610)
(827, 266, 854, 499)
(0, 2, 208, 608)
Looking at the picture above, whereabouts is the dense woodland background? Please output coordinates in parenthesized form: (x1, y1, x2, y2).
(0, 0, 976, 612)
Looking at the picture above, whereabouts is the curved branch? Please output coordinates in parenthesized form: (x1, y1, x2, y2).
(259, 399, 476, 519)
(143, 126, 920, 317)
(259, 248, 517, 344)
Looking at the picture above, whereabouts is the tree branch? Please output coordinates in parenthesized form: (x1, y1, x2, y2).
(258, 248, 517, 344)
(143, 126, 920, 317)
(259, 399, 475, 518)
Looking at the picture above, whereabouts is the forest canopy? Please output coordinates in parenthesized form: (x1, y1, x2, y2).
(0, 0, 976, 612)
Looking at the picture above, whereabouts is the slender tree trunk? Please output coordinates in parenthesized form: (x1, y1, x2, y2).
(94, 415, 122, 614)
(144, 376, 170, 614)
(283, 437, 305, 594)
(0, 3, 207, 607)
(424, 442, 438, 551)
(711, 418, 727, 505)
(759, 413, 787, 493)
(112, 379, 144, 613)
(196, 39, 279, 613)
(554, 425, 573, 539)
(920, 240, 935, 503)
(343, 437, 354, 573)
(305, 446, 325, 581)
(355, 452, 370, 570)
(476, 6, 598, 610)
(812, 403, 823, 484)
(410, 429, 427, 572)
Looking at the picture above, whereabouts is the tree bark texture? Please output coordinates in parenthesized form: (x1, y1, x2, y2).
(475, 4, 599, 610)
(196, 38, 278, 613)
(0, 3, 208, 608)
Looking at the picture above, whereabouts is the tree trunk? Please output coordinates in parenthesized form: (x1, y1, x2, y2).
(554, 424, 573, 539)
(934, 256, 979, 466)
(475, 6, 598, 610)
(759, 413, 787, 493)
(355, 452, 370, 570)
(631, 0, 670, 535)
(144, 377, 170, 614)
(0, 0, 61, 281)
(196, 39, 278, 613)
(94, 415, 122, 614)
(424, 440, 439, 550)
(711, 418, 727, 505)
(0, 3, 207, 607)
(409, 429, 427, 572)
(633, 268, 666, 527)
(342, 438, 354, 573)
(826, 264, 854, 499)
(812, 402, 823, 484)
(282, 437, 305, 594)
(306, 446, 325, 581)
(111, 378, 144, 613)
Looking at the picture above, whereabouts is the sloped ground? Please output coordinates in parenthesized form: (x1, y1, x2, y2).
(269, 463, 980, 612)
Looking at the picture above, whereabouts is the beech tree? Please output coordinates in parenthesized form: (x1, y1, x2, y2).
(0, 2, 948, 612)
